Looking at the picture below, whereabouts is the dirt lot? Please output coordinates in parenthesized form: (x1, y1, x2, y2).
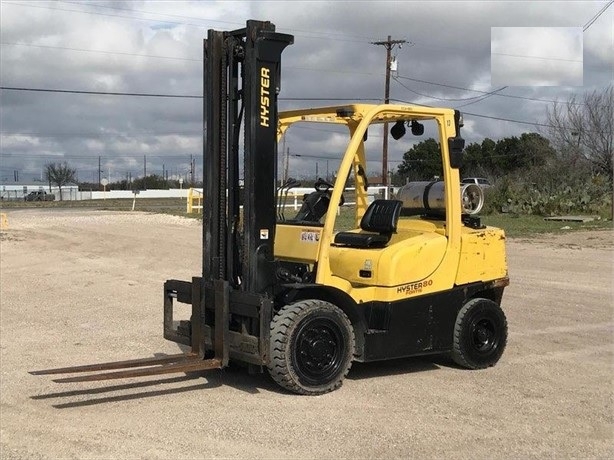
(1, 209, 612, 459)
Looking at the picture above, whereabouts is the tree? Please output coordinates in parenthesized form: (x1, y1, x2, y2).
(492, 136, 522, 174)
(546, 86, 613, 182)
(462, 141, 489, 177)
(129, 174, 175, 190)
(462, 134, 554, 179)
(516, 132, 556, 168)
(44, 162, 77, 201)
(397, 138, 443, 182)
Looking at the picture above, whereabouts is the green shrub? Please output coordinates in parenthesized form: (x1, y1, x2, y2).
(482, 160, 613, 219)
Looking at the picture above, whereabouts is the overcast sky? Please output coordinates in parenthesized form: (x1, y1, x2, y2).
(1, 0, 612, 184)
(491, 27, 585, 86)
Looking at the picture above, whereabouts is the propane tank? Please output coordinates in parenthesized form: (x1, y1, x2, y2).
(397, 181, 484, 215)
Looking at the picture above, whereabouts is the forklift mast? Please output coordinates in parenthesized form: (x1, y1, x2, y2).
(203, 21, 293, 295)
(29, 20, 297, 384)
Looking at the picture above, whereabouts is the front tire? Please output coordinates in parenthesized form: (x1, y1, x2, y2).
(452, 298, 507, 369)
(268, 300, 355, 395)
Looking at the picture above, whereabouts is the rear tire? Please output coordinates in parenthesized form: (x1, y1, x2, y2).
(452, 298, 507, 369)
(268, 299, 354, 395)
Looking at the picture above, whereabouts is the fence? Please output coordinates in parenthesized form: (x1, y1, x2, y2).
(1, 185, 397, 208)
(0, 186, 81, 201)
(0, 187, 189, 201)
(185, 186, 398, 214)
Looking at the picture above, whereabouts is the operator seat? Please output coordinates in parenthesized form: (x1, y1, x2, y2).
(334, 199, 403, 248)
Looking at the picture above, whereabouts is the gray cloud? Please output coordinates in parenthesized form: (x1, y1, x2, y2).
(491, 27, 584, 86)
(1, 0, 612, 183)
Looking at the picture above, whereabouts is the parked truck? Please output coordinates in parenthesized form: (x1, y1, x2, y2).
(25, 190, 55, 201)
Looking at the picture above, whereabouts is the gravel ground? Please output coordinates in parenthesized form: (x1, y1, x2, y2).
(1, 209, 612, 459)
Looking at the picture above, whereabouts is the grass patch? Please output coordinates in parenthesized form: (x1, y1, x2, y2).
(1, 197, 187, 211)
(3, 198, 611, 238)
(481, 213, 613, 237)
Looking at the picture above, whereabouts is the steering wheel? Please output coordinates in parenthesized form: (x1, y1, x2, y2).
(313, 178, 344, 206)
(314, 177, 334, 192)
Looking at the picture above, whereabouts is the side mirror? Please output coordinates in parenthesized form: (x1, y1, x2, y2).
(390, 121, 406, 140)
(410, 121, 424, 136)
(448, 137, 465, 169)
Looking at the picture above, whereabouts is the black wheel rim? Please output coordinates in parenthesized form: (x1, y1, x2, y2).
(470, 316, 498, 354)
(291, 316, 346, 386)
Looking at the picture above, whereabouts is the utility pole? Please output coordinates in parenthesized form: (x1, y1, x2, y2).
(189, 154, 193, 184)
(281, 136, 287, 185)
(283, 147, 290, 184)
(98, 155, 101, 191)
(372, 36, 406, 186)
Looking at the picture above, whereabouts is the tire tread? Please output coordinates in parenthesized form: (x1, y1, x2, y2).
(267, 299, 354, 395)
(451, 298, 507, 370)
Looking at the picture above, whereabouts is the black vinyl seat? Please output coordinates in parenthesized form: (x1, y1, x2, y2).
(334, 199, 403, 248)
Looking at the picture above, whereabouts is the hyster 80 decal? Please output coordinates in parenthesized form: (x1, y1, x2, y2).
(397, 279, 433, 296)
(260, 67, 270, 127)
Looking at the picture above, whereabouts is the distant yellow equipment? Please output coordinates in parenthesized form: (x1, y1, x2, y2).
(186, 188, 203, 214)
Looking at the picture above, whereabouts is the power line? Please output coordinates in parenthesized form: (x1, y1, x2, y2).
(58, 0, 243, 28)
(1, 42, 200, 62)
(0, 86, 385, 102)
(0, 44, 585, 107)
(389, 96, 553, 128)
(3, 40, 562, 106)
(392, 76, 507, 103)
(394, 74, 585, 105)
(463, 111, 552, 128)
(0, 42, 384, 78)
(583, 0, 614, 31)
(3, 1, 375, 44)
(0, 152, 197, 160)
(487, 2, 612, 69)
(2, 1, 206, 29)
(0, 86, 202, 98)
(0, 122, 385, 139)
(455, 87, 509, 108)
(0, 85, 550, 129)
(1, 42, 379, 75)
(59, 0, 377, 43)
(1, 87, 589, 132)
(0, 130, 200, 137)
(3, 0, 608, 119)
(490, 52, 583, 64)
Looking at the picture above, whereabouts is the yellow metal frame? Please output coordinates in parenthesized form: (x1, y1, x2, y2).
(187, 188, 204, 214)
(0, 212, 8, 230)
(276, 104, 507, 305)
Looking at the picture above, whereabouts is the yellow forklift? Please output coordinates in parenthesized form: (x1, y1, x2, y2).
(32, 20, 509, 395)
